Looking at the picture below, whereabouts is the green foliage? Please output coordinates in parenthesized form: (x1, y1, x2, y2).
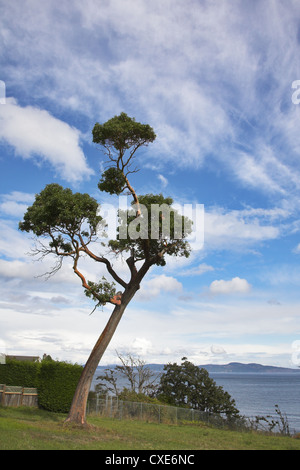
(0, 359, 40, 387)
(0, 358, 83, 413)
(110, 193, 192, 266)
(251, 405, 291, 436)
(92, 112, 156, 152)
(38, 361, 83, 413)
(157, 358, 240, 418)
(84, 277, 117, 306)
(98, 167, 126, 195)
(118, 388, 162, 404)
(19, 183, 102, 240)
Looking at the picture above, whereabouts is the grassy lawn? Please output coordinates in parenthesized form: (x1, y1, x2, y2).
(0, 406, 300, 450)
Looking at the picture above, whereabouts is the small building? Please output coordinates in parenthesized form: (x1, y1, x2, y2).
(5, 355, 41, 363)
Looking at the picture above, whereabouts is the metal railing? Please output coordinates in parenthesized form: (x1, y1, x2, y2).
(87, 396, 255, 432)
(87, 395, 296, 435)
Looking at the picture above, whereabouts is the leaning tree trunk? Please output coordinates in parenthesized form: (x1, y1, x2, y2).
(65, 301, 128, 426)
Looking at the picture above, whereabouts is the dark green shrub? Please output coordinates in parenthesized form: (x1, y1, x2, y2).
(0, 358, 83, 413)
(38, 361, 83, 413)
(0, 359, 40, 387)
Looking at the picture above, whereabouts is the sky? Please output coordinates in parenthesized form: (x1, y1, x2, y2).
(1, 0, 300, 368)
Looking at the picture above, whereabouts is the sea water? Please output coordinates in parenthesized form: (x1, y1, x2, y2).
(211, 373, 300, 433)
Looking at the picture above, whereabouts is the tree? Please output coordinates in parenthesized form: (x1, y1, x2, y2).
(19, 113, 192, 425)
(157, 358, 240, 418)
(96, 352, 159, 397)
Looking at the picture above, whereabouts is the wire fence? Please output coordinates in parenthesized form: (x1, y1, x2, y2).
(86, 395, 283, 434)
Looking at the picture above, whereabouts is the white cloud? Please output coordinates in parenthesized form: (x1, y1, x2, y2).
(209, 277, 251, 295)
(181, 263, 214, 277)
(293, 243, 300, 254)
(2, 0, 300, 200)
(230, 146, 300, 197)
(210, 345, 227, 356)
(0, 98, 93, 182)
(0, 191, 35, 218)
(233, 152, 283, 194)
(0, 259, 34, 280)
(157, 174, 168, 188)
(131, 337, 153, 356)
(260, 264, 300, 287)
(204, 207, 280, 251)
(0, 219, 33, 260)
(137, 274, 182, 300)
(104, 296, 300, 366)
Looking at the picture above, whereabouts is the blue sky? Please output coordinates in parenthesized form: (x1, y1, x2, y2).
(1, 0, 300, 367)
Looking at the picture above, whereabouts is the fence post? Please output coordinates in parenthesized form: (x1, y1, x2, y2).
(20, 387, 24, 406)
(105, 393, 109, 415)
(158, 405, 161, 424)
(1, 384, 6, 406)
(110, 395, 113, 418)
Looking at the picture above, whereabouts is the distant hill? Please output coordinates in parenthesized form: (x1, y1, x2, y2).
(198, 362, 300, 374)
(95, 361, 300, 375)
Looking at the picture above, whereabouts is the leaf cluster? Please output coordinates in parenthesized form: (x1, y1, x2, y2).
(110, 193, 192, 266)
(98, 167, 127, 195)
(19, 183, 102, 240)
(92, 112, 156, 152)
(84, 277, 117, 307)
(157, 358, 240, 418)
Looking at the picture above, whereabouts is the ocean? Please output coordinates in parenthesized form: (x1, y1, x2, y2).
(210, 372, 300, 433)
(92, 368, 300, 433)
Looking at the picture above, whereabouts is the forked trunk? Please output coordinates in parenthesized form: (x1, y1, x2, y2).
(65, 302, 127, 426)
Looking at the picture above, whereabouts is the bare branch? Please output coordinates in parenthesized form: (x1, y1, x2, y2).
(79, 241, 128, 289)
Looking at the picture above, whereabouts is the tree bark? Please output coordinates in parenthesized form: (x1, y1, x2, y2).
(65, 260, 152, 426)
(65, 301, 128, 425)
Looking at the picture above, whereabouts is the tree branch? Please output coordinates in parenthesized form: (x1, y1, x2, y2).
(80, 242, 128, 289)
(72, 253, 120, 307)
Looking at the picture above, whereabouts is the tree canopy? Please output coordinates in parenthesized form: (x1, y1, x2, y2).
(109, 192, 192, 267)
(93, 112, 156, 154)
(157, 358, 240, 418)
(19, 112, 192, 308)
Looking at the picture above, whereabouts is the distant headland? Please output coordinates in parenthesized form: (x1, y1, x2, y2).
(198, 362, 300, 374)
(96, 361, 300, 374)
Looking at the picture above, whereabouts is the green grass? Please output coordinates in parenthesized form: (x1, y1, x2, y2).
(1, 406, 300, 450)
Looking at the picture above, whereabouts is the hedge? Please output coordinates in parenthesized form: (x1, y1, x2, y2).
(0, 359, 40, 387)
(0, 359, 83, 413)
(38, 361, 83, 413)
